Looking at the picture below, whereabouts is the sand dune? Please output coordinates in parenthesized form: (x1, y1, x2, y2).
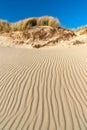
(0, 46, 87, 130)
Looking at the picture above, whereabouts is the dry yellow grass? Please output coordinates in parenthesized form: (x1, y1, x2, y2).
(0, 20, 10, 32)
(75, 26, 87, 35)
(0, 16, 60, 32)
(11, 18, 38, 31)
(37, 16, 59, 27)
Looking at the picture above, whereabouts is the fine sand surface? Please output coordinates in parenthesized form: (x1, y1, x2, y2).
(0, 46, 87, 130)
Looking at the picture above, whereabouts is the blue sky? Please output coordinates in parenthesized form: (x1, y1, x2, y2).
(0, 0, 87, 28)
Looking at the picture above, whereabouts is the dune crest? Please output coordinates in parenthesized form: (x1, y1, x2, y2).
(0, 16, 77, 48)
(1, 16, 87, 48)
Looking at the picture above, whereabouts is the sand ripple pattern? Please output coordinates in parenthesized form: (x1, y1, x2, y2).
(0, 47, 87, 130)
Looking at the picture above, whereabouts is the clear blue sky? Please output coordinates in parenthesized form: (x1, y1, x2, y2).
(0, 0, 87, 28)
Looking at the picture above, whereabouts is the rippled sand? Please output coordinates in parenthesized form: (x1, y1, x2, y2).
(0, 46, 87, 130)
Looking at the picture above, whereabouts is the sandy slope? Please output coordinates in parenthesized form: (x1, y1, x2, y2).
(0, 46, 87, 130)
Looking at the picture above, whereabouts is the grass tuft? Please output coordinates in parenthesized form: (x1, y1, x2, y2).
(0, 16, 60, 33)
(0, 20, 10, 32)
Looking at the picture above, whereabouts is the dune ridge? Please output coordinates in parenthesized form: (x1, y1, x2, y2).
(0, 46, 87, 130)
(1, 16, 87, 48)
(0, 16, 77, 48)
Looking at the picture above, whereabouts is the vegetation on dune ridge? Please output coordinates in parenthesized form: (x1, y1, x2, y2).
(37, 16, 59, 27)
(75, 25, 87, 31)
(75, 25, 87, 35)
(0, 20, 10, 32)
(0, 16, 77, 48)
(0, 16, 60, 32)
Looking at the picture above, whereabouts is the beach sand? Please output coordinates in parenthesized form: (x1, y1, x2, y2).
(0, 46, 87, 130)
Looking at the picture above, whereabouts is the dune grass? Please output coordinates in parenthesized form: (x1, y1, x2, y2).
(0, 20, 10, 32)
(10, 18, 38, 31)
(0, 16, 60, 32)
(37, 16, 59, 27)
(75, 26, 87, 33)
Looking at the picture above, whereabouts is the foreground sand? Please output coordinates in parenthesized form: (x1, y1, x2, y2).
(0, 46, 87, 130)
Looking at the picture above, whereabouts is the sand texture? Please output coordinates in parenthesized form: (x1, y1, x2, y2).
(0, 46, 87, 130)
